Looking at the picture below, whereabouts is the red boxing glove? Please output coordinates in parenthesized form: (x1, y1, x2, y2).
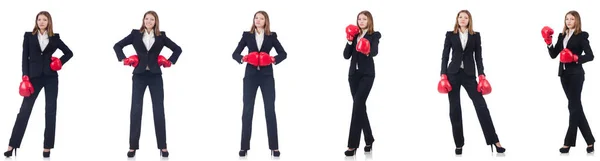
(559, 48, 579, 63)
(541, 26, 554, 45)
(477, 75, 492, 95)
(244, 52, 260, 66)
(50, 57, 62, 71)
(438, 74, 452, 93)
(19, 75, 34, 97)
(158, 55, 172, 68)
(124, 55, 139, 67)
(356, 38, 371, 55)
(346, 24, 360, 41)
(258, 52, 275, 66)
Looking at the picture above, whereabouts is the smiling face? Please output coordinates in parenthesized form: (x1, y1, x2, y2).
(144, 14, 156, 30)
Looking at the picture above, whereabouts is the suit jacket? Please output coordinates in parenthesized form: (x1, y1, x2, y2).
(547, 31, 594, 76)
(114, 29, 182, 74)
(440, 31, 485, 76)
(343, 31, 381, 76)
(22, 32, 73, 78)
(232, 31, 288, 76)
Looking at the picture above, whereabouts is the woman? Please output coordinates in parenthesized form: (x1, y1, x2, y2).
(437, 10, 505, 155)
(542, 10, 595, 153)
(113, 10, 182, 158)
(342, 10, 381, 156)
(231, 10, 287, 157)
(3, 11, 73, 158)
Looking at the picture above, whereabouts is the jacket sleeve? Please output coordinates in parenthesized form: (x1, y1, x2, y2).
(162, 32, 183, 64)
(114, 30, 135, 61)
(54, 34, 74, 65)
(440, 32, 452, 75)
(232, 32, 247, 64)
(474, 32, 485, 76)
(577, 32, 594, 64)
(367, 32, 381, 57)
(22, 32, 29, 76)
(271, 32, 287, 65)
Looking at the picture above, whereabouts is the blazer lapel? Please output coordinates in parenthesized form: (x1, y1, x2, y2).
(565, 33, 575, 49)
(452, 33, 463, 52)
(43, 37, 52, 52)
(465, 33, 474, 51)
(136, 32, 149, 53)
(148, 35, 160, 52)
(32, 34, 42, 52)
(259, 34, 268, 51)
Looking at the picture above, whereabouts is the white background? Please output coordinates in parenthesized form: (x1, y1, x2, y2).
(0, 0, 599, 160)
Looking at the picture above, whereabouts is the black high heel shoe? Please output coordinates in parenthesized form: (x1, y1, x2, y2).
(559, 146, 571, 153)
(239, 150, 247, 157)
(3, 148, 16, 157)
(43, 150, 50, 158)
(271, 150, 280, 157)
(364, 144, 373, 152)
(491, 144, 505, 153)
(344, 148, 357, 156)
(127, 150, 136, 158)
(160, 149, 169, 157)
(455, 147, 463, 155)
(587, 144, 594, 153)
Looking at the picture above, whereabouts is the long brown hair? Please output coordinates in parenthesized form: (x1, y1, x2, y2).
(32, 11, 54, 37)
(139, 10, 161, 36)
(453, 10, 475, 35)
(356, 10, 374, 35)
(250, 11, 272, 36)
(562, 10, 582, 35)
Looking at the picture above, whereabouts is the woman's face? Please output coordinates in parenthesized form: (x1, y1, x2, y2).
(565, 14, 576, 29)
(254, 13, 266, 28)
(144, 14, 156, 30)
(37, 15, 48, 31)
(457, 12, 469, 28)
(357, 14, 368, 29)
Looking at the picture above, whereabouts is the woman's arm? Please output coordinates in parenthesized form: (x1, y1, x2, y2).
(474, 32, 485, 76)
(440, 32, 452, 75)
(55, 34, 73, 65)
(162, 32, 182, 64)
(113, 30, 134, 61)
(577, 32, 594, 64)
(271, 32, 287, 65)
(22, 33, 29, 76)
(367, 32, 381, 57)
(232, 32, 247, 64)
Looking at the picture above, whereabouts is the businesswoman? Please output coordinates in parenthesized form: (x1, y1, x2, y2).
(113, 10, 182, 158)
(231, 10, 287, 157)
(437, 10, 505, 155)
(542, 10, 595, 153)
(342, 10, 381, 156)
(4, 11, 73, 158)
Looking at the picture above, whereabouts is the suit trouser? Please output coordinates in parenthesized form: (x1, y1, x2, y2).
(447, 69, 499, 147)
(129, 71, 167, 149)
(8, 75, 59, 149)
(560, 73, 595, 146)
(241, 74, 279, 150)
(347, 72, 375, 148)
